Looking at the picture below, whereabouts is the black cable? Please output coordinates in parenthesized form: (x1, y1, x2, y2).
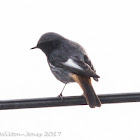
(0, 92, 140, 110)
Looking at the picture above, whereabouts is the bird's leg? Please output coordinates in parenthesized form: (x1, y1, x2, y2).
(58, 83, 67, 99)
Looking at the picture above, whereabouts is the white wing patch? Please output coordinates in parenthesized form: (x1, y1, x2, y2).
(63, 59, 83, 70)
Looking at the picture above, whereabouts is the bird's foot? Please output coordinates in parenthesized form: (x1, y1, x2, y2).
(58, 93, 63, 100)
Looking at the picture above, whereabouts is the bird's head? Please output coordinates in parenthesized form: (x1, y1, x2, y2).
(31, 32, 64, 56)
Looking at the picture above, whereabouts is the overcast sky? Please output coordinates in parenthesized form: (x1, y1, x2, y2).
(0, 0, 140, 140)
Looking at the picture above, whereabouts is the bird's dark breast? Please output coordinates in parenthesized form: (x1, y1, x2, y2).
(48, 63, 74, 83)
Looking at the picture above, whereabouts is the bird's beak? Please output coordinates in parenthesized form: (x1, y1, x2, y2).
(30, 46, 38, 50)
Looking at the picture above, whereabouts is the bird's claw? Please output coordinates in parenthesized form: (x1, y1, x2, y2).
(58, 93, 63, 100)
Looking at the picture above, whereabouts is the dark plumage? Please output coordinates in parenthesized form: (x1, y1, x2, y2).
(31, 32, 101, 108)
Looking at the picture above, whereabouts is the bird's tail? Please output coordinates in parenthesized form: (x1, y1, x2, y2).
(71, 74, 101, 108)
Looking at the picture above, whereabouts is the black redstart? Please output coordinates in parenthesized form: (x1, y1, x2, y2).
(31, 32, 101, 108)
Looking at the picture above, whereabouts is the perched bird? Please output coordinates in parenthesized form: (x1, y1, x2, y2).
(31, 32, 101, 108)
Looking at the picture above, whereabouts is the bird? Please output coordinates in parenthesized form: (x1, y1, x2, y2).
(31, 32, 101, 108)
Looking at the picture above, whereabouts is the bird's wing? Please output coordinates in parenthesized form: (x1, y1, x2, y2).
(63, 56, 100, 80)
(49, 51, 100, 80)
(83, 55, 100, 81)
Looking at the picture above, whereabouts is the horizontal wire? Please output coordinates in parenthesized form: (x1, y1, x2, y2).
(0, 92, 140, 110)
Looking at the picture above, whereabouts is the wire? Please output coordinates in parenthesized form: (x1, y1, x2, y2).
(0, 92, 140, 110)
